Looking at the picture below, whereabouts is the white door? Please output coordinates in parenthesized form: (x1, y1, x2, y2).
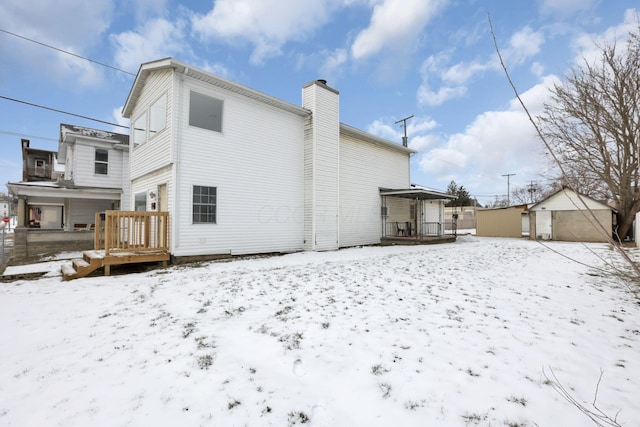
(536, 210, 552, 240)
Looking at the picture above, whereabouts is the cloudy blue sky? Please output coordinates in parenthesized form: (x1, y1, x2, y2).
(0, 0, 637, 205)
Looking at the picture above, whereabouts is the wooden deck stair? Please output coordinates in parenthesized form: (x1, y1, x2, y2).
(62, 250, 104, 281)
(61, 210, 170, 281)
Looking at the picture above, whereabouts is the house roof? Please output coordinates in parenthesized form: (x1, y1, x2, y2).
(7, 181, 122, 200)
(477, 203, 529, 212)
(529, 187, 616, 212)
(122, 58, 414, 156)
(380, 187, 453, 200)
(340, 123, 416, 155)
(58, 124, 129, 164)
(122, 58, 311, 119)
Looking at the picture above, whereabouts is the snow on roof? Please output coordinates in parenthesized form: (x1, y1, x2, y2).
(60, 124, 129, 145)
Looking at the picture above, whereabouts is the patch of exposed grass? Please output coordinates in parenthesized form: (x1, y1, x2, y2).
(287, 411, 310, 425)
(197, 354, 213, 369)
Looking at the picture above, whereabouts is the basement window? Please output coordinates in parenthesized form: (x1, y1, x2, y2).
(193, 185, 216, 224)
(189, 91, 223, 133)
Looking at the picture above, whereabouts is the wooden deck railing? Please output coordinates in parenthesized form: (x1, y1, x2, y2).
(95, 210, 169, 256)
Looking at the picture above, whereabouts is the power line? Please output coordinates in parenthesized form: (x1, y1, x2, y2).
(0, 130, 58, 142)
(0, 28, 136, 77)
(0, 95, 129, 129)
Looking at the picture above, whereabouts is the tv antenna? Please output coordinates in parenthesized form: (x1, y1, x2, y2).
(395, 114, 414, 147)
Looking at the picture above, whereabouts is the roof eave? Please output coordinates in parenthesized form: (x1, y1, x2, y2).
(340, 123, 416, 155)
(122, 58, 311, 119)
(380, 188, 454, 200)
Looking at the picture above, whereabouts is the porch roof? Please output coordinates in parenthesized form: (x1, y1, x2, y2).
(380, 188, 454, 200)
(7, 181, 121, 200)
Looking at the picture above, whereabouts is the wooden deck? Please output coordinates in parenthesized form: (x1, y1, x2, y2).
(62, 211, 170, 280)
(380, 235, 456, 246)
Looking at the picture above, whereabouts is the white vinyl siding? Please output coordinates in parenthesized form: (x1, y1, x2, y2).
(72, 142, 125, 188)
(173, 78, 304, 257)
(130, 69, 174, 181)
(302, 82, 340, 251)
(339, 133, 410, 247)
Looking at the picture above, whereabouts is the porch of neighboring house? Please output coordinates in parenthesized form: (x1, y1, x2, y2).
(379, 188, 456, 246)
(62, 210, 170, 280)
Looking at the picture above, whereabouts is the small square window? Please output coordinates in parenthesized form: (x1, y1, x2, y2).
(193, 185, 216, 223)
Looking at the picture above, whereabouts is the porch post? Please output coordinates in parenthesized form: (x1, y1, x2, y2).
(16, 196, 26, 228)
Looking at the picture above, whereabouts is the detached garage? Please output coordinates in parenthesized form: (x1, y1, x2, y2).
(476, 204, 529, 238)
(528, 188, 615, 242)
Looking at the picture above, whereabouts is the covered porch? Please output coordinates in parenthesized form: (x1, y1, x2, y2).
(380, 187, 456, 245)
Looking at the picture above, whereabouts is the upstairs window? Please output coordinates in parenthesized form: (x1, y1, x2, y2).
(149, 93, 167, 137)
(133, 112, 147, 148)
(193, 185, 217, 224)
(189, 91, 223, 133)
(94, 149, 108, 175)
(133, 92, 167, 148)
(34, 159, 47, 176)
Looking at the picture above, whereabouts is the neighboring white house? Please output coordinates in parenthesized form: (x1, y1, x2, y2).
(122, 58, 450, 258)
(8, 124, 130, 230)
(528, 188, 615, 242)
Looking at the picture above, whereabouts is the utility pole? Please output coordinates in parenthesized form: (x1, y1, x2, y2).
(527, 181, 538, 204)
(395, 115, 414, 147)
(502, 173, 515, 206)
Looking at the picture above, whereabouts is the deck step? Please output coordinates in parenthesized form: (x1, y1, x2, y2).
(83, 250, 103, 260)
(61, 264, 78, 281)
(72, 258, 91, 270)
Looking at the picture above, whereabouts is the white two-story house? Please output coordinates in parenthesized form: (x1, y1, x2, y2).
(8, 124, 129, 230)
(122, 58, 450, 258)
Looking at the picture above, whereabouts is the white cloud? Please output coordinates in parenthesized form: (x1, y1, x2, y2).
(416, 24, 544, 107)
(191, 0, 339, 65)
(320, 49, 349, 82)
(503, 26, 545, 65)
(416, 53, 467, 106)
(417, 84, 467, 106)
(368, 116, 438, 150)
(132, 0, 168, 22)
(0, 0, 113, 86)
(571, 8, 639, 65)
(351, 0, 447, 60)
(531, 62, 545, 76)
(199, 62, 233, 80)
(111, 18, 189, 73)
(538, 0, 597, 17)
(441, 61, 491, 86)
(111, 106, 129, 132)
(417, 77, 557, 193)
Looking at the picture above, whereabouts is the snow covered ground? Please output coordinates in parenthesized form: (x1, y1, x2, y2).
(1, 237, 639, 427)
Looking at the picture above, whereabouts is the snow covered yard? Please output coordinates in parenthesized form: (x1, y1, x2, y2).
(1, 237, 639, 427)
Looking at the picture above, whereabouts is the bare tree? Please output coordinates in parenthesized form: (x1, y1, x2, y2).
(538, 25, 640, 239)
